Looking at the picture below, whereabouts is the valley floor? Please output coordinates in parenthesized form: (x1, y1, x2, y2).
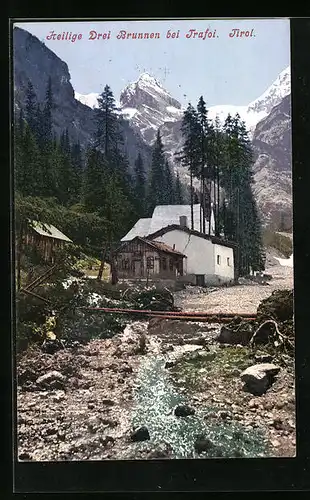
(17, 263, 295, 461)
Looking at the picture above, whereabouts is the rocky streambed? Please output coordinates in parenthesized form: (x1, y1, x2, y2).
(17, 310, 296, 461)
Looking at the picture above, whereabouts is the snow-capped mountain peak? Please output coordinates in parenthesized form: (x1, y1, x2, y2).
(248, 66, 290, 114)
(75, 65, 290, 142)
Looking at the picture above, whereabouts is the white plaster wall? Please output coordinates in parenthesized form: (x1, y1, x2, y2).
(152, 230, 214, 275)
(213, 243, 234, 280)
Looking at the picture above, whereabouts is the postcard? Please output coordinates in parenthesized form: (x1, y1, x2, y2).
(12, 18, 294, 467)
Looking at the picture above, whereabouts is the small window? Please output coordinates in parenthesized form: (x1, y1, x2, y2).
(162, 257, 167, 270)
(169, 259, 173, 271)
(217, 255, 221, 265)
(227, 257, 230, 266)
(146, 256, 154, 269)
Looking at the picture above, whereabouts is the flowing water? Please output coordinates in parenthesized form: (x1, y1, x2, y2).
(129, 354, 270, 459)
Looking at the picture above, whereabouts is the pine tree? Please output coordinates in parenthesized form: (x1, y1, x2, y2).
(220, 112, 264, 276)
(95, 84, 121, 160)
(176, 103, 200, 229)
(82, 147, 106, 212)
(148, 129, 167, 211)
(197, 96, 210, 233)
(71, 141, 83, 200)
(163, 160, 174, 204)
(134, 152, 146, 214)
(25, 80, 37, 134)
(42, 76, 53, 144)
(15, 122, 42, 196)
(212, 115, 224, 236)
(174, 172, 183, 204)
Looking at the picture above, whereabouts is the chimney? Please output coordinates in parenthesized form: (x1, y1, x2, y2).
(179, 215, 188, 228)
(173, 244, 176, 250)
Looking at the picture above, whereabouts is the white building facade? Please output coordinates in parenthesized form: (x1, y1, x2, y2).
(121, 205, 235, 286)
(147, 225, 235, 286)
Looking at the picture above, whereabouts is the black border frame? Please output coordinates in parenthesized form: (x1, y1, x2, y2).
(6, 15, 310, 494)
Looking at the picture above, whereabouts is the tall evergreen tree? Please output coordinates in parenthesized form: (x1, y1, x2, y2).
(42, 76, 53, 144)
(176, 103, 200, 229)
(148, 129, 167, 211)
(134, 152, 146, 214)
(197, 96, 210, 233)
(95, 84, 121, 160)
(174, 172, 184, 204)
(220, 113, 264, 275)
(71, 141, 83, 200)
(15, 122, 42, 196)
(25, 80, 37, 134)
(163, 160, 174, 204)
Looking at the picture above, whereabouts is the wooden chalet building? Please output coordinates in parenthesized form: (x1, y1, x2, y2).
(115, 236, 186, 279)
(22, 220, 72, 264)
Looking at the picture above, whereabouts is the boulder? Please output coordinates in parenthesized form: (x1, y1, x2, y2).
(194, 435, 223, 456)
(36, 371, 66, 389)
(240, 363, 281, 395)
(164, 360, 175, 369)
(174, 404, 195, 417)
(131, 426, 150, 441)
(217, 324, 253, 346)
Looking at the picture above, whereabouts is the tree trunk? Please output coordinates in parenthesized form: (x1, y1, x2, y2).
(208, 180, 212, 235)
(202, 178, 206, 234)
(111, 259, 118, 285)
(97, 248, 107, 281)
(190, 168, 194, 230)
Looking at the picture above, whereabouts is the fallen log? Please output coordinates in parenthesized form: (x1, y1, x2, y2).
(79, 306, 256, 318)
(78, 306, 256, 322)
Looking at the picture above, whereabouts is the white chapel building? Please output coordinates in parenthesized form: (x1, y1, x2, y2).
(120, 204, 236, 286)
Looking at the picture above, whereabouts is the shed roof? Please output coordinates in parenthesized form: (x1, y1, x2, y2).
(29, 220, 72, 242)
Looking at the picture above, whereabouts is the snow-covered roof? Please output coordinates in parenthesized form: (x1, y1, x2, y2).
(121, 204, 210, 241)
(121, 218, 152, 241)
(29, 220, 72, 242)
(149, 204, 203, 234)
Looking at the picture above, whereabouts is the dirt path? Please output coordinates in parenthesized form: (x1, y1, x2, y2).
(174, 265, 294, 314)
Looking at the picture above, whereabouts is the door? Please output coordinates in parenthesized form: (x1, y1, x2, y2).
(195, 274, 205, 287)
(134, 259, 142, 276)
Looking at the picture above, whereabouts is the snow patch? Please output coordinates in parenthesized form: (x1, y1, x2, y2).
(75, 91, 100, 109)
(121, 107, 138, 119)
(274, 253, 293, 268)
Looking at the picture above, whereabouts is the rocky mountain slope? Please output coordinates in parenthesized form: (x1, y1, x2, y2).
(252, 94, 292, 230)
(13, 27, 152, 170)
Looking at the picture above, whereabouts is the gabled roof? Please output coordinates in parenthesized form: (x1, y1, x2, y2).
(148, 204, 205, 234)
(118, 236, 186, 257)
(121, 218, 152, 241)
(121, 203, 212, 241)
(145, 239, 186, 257)
(28, 220, 72, 242)
(146, 225, 237, 249)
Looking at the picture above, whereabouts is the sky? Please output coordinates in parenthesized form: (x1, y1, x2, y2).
(14, 19, 290, 107)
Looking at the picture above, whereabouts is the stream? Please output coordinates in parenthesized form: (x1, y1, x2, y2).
(128, 353, 270, 459)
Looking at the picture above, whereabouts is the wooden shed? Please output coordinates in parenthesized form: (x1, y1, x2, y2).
(22, 220, 72, 264)
(115, 236, 186, 279)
